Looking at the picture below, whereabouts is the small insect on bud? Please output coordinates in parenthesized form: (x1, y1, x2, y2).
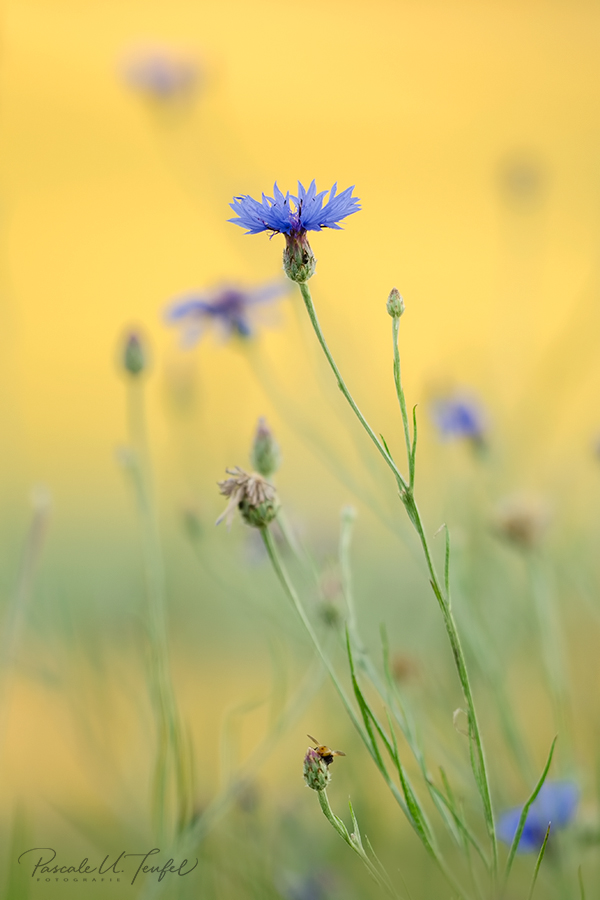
(122, 332, 147, 377)
(283, 232, 317, 283)
(303, 747, 331, 792)
(250, 417, 281, 479)
(303, 734, 346, 791)
(386, 288, 405, 319)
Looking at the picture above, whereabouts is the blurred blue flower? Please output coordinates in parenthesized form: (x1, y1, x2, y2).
(229, 181, 360, 235)
(431, 394, 486, 443)
(122, 46, 200, 99)
(165, 282, 287, 346)
(497, 781, 579, 853)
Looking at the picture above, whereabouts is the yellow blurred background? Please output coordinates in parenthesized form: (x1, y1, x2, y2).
(2, 1, 600, 894)
(2, 0, 600, 513)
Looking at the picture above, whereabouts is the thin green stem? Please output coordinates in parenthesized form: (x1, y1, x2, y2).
(297, 280, 497, 877)
(298, 282, 408, 493)
(264, 524, 473, 900)
(0, 493, 50, 751)
(260, 527, 364, 736)
(392, 317, 414, 488)
(316, 789, 401, 899)
(126, 380, 191, 840)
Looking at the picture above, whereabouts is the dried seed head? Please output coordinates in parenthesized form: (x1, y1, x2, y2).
(493, 496, 550, 551)
(217, 467, 279, 529)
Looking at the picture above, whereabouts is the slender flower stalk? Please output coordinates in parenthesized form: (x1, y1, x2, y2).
(314, 786, 401, 899)
(0, 490, 50, 751)
(261, 525, 472, 900)
(227, 182, 496, 883)
(298, 283, 408, 492)
(121, 341, 193, 840)
(297, 279, 498, 878)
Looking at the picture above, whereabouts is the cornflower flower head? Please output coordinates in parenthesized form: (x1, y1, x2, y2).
(497, 781, 579, 853)
(229, 181, 360, 283)
(217, 467, 279, 529)
(431, 393, 487, 446)
(122, 45, 200, 100)
(165, 282, 287, 347)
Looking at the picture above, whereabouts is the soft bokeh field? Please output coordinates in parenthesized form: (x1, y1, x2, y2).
(1, 0, 600, 898)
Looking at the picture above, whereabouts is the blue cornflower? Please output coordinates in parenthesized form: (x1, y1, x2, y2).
(229, 181, 360, 282)
(497, 781, 579, 853)
(431, 394, 487, 445)
(165, 282, 287, 346)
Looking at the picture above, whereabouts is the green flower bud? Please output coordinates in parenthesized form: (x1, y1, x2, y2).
(250, 417, 281, 478)
(303, 747, 331, 792)
(386, 288, 405, 319)
(283, 232, 317, 283)
(122, 332, 147, 376)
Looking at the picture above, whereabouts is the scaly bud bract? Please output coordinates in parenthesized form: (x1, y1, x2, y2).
(303, 747, 331, 792)
(386, 288, 405, 319)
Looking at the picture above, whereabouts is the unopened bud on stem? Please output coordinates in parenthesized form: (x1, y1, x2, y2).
(250, 417, 281, 478)
(386, 288, 405, 319)
(303, 747, 331, 791)
(122, 332, 148, 377)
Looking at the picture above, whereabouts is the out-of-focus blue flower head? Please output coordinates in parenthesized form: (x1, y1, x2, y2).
(122, 45, 200, 99)
(497, 781, 579, 853)
(229, 181, 360, 236)
(431, 393, 487, 443)
(164, 282, 287, 346)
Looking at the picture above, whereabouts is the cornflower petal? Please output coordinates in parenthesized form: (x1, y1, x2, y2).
(229, 180, 360, 236)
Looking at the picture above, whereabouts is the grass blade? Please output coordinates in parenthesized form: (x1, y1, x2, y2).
(504, 736, 557, 883)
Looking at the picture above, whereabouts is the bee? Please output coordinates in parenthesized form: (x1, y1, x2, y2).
(307, 734, 346, 767)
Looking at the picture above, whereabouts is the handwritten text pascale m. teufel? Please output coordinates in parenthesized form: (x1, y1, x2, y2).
(18, 848, 198, 886)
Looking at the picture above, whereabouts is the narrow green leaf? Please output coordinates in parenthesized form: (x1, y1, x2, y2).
(444, 525, 451, 605)
(526, 824, 551, 900)
(410, 404, 418, 482)
(348, 799, 364, 850)
(380, 433, 394, 460)
(578, 866, 586, 900)
(384, 708, 435, 850)
(439, 767, 489, 869)
(346, 629, 387, 770)
(505, 736, 557, 882)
